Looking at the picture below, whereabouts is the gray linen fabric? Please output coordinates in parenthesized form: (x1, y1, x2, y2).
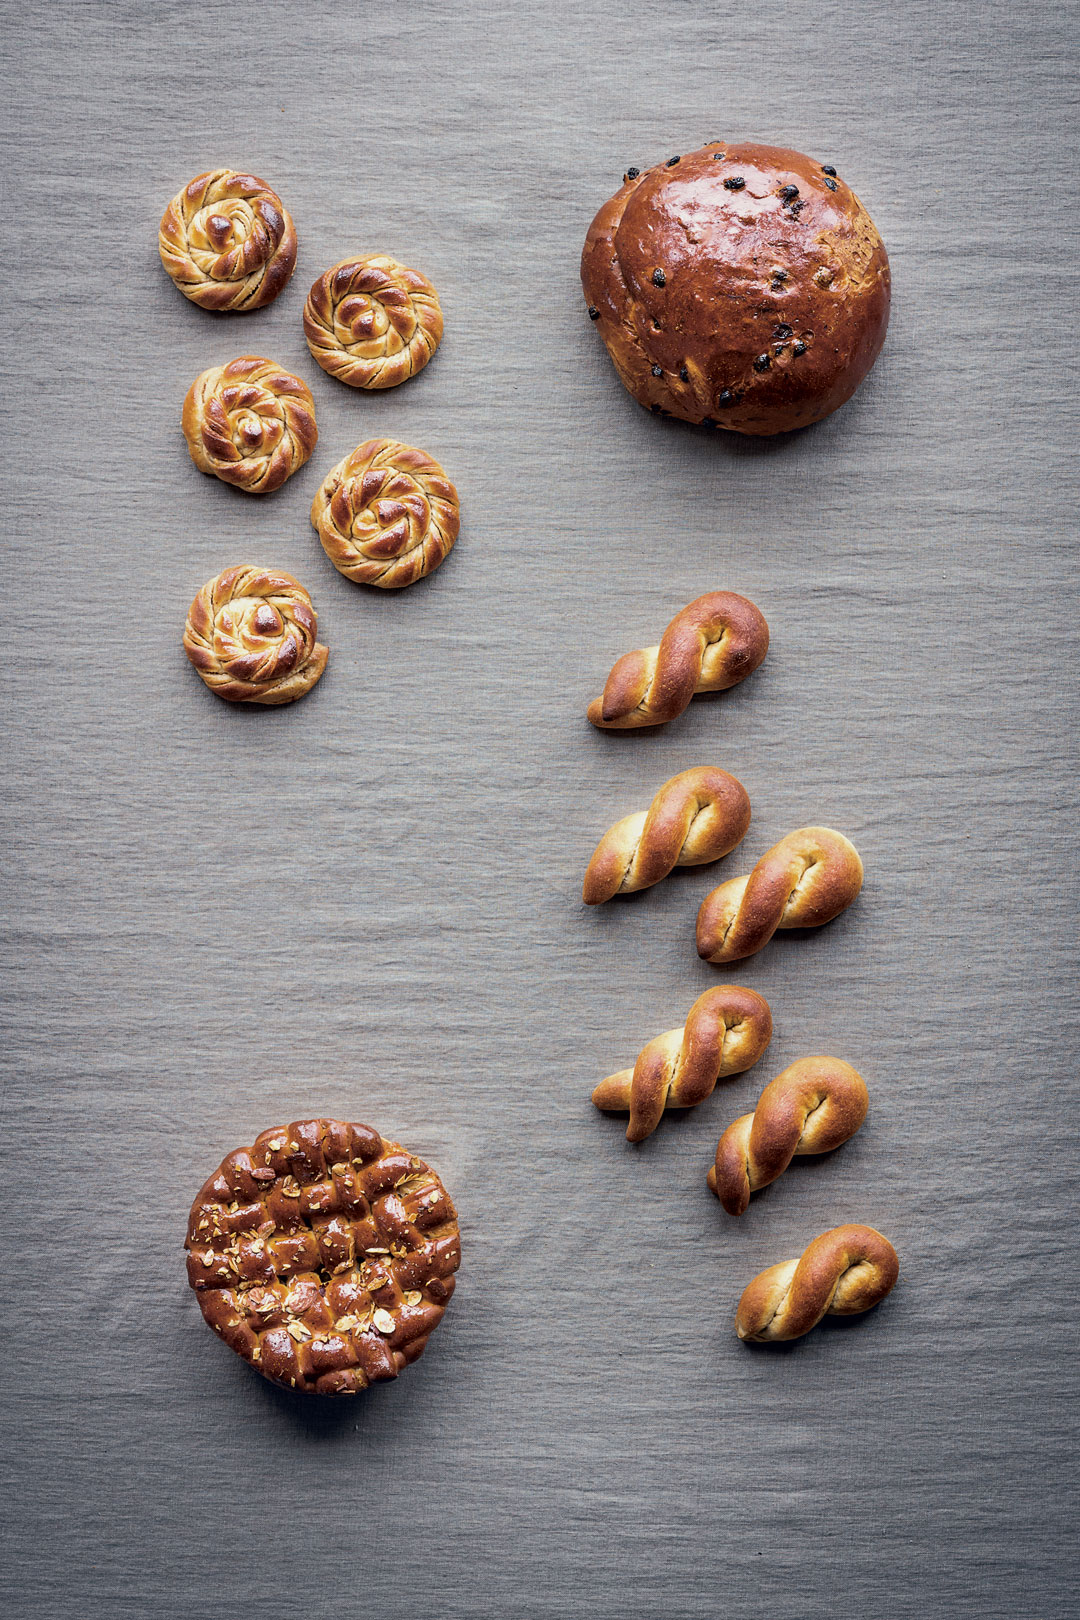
(2, 1, 1077, 1616)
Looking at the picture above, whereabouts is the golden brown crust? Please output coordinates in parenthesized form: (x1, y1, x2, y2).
(708, 1056, 869, 1215)
(697, 826, 863, 963)
(582, 766, 751, 904)
(310, 439, 459, 589)
(581, 142, 890, 436)
(587, 592, 769, 729)
(181, 356, 317, 494)
(183, 565, 328, 705)
(303, 255, 443, 389)
(186, 1118, 460, 1395)
(158, 169, 296, 311)
(735, 1224, 898, 1343)
(592, 984, 772, 1141)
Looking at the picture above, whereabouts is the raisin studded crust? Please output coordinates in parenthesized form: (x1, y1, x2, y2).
(581, 141, 890, 436)
(186, 1118, 460, 1395)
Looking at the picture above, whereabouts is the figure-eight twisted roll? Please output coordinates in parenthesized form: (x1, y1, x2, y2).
(592, 985, 772, 1141)
(708, 1056, 869, 1215)
(183, 566, 328, 706)
(182, 356, 317, 494)
(697, 826, 863, 963)
(583, 767, 750, 903)
(588, 592, 769, 729)
(158, 169, 296, 311)
(735, 1224, 899, 1343)
(311, 440, 460, 590)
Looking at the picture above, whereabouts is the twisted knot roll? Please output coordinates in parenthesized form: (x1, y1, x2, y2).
(182, 356, 317, 494)
(158, 169, 297, 311)
(708, 1056, 869, 1215)
(588, 592, 769, 729)
(310, 439, 460, 589)
(735, 1223, 899, 1343)
(303, 255, 443, 389)
(583, 766, 750, 904)
(697, 826, 863, 962)
(592, 985, 772, 1141)
(183, 566, 328, 705)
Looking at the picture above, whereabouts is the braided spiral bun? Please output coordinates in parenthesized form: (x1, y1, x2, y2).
(183, 566, 328, 705)
(708, 1056, 869, 1215)
(735, 1224, 899, 1343)
(583, 766, 750, 904)
(592, 984, 772, 1141)
(158, 169, 296, 311)
(697, 826, 863, 963)
(303, 255, 443, 389)
(311, 439, 460, 589)
(588, 592, 769, 729)
(182, 357, 317, 494)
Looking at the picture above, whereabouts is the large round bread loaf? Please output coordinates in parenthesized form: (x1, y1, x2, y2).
(581, 141, 890, 436)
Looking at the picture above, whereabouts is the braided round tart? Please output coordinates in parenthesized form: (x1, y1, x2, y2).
(311, 439, 460, 589)
(183, 566, 328, 705)
(182, 356, 317, 494)
(186, 1118, 460, 1395)
(735, 1223, 898, 1343)
(697, 826, 863, 963)
(583, 766, 750, 904)
(592, 984, 772, 1141)
(159, 169, 296, 312)
(708, 1056, 869, 1215)
(588, 592, 769, 730)
(303, 254, 443, 389)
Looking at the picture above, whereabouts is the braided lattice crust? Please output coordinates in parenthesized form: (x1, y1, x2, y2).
(583, 766, 750, 904)
(186, 1118, 460, 1396)
(588, 592, 769, 729)
(158, 169, 297, 311)
(311, 439, 460, 589)
(303, 255, 443, 389)
(183, 566, 328, 705)
(735, 1223, 898, 1343)
(592, 984, 772, 1141)
(697, 826, 863, 963)
(182, 356, 317, 494)
(708, 1056, 868, 1215)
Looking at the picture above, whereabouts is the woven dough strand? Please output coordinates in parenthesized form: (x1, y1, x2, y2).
(735, 1224, 899, 1343)
(183, 565, 328, 705)
(182, 356, 317, 493)
(310, 439, 459, 589)
(697, 826, 863, 962)
(304, 255, 443, 389)
(583, 766, 751, 903)
(592, 984, 772, 1141)
(588, 592, 769, 729)
(708, 1056, 869, 1215)
(158, 169, 297, 311)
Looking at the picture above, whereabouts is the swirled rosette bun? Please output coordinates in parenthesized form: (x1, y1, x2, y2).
(303, 255, 443, 389)
(158, 169, 297, 311)
(182, 356, 317, 494)
(186, 1118, 460, 1395)
(183, 566, 328, 705)
(311, 439, 460, 589)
